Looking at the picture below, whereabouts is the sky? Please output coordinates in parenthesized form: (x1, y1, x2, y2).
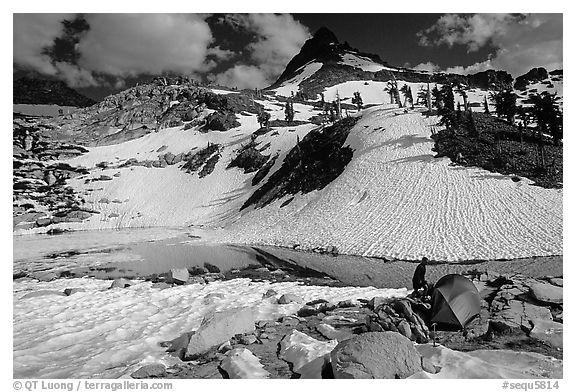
(13, 13, 563, 100)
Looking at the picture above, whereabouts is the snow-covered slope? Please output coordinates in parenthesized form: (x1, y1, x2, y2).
(273, 62, 323, 97)
(339, 52, 392, 72)
(221, 105, 562, 261)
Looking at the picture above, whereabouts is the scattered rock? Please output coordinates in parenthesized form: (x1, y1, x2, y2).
(278, 293, 304, 304)
(131, 364, 167, 379)
(109, 278, 134, 289)
(263, 289, 278, 299)
(397, 320, 412, 339)
(527, 281, 563, 304)
(220, 348, 270, 379)
(167, 268, 189, 285)
(316, 323, 354, 341)
(63, 288, 86, 296)
(330, 332, 423, 379)
(238, 334, 258, 345)
(280, 330, 338, 378)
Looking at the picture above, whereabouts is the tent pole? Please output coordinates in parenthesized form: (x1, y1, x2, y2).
(432, 323, 437, 347)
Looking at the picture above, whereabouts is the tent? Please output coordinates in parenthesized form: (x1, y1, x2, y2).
(430, 274, 481, 330)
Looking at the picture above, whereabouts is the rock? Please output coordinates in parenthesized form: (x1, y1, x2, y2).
(547, 278, 563, 287)
(35, 217, 52, 227)
(130, 364, 167, 379)
(279, 316, 300, 327)
(337, 299, 361, 308)
(164, 332, 193, 359)
(397, 320, 412, 339)
(167, 268, 189, 285)
(528, 281, 563, 304)
(163, 152, 176, 165)
(263, 289, 277, 299)
(185, 307, 255, 360)
(30, 271, 58, 282)
(330, 332, 423, 379)
(489, 300, 553, 334)
(63, 288, 85, 296)
(238, 334, 258, 345)
(529, 319, 563, 349)
(316, 323, 354, 341)
(278, 293, 304, 304)
(218, 341, 232, 353)
(280, 330, 338, 378)
(368, 296, 389, 311)
(99, 197, 110, 204)
(44, 172, 57, 186)
(21, 290, 66, 299)
(109, 278, 134, 289)
(220, 348, 270, 379)
(202, 293, 225, 305)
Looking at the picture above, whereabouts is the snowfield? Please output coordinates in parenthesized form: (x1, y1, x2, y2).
(272, 62, 323, 97)
(13, 277, 407, 378)
(222, 106, 562, 261)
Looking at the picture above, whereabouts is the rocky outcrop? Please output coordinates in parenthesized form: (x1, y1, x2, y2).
(242, 117, 358, 210)
(514, 67, 549, 90)
(330, 332, 423, 379)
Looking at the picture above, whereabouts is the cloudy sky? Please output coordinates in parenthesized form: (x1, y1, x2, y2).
(13, 13, 563, 100)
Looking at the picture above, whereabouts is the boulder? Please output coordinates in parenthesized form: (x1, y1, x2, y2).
(280, 330, 338, 378)
(130, 364, 167, 379)
(330, 332, 423, 379)
(220, 348, 270, 379)
(397, 320, 412, 339)
(64, 288, 85, 296)
(368, 296, 388, 311)
(109, 278, 134, 289)
(167, 268, 189, 285)
(185, 307, 255, 360)
(490, 300, 553, 333)
(263, 289, 277, 299)
(529, 319, 563, 349)
(528, 281, 563, 304)
(278, 293, 304, 304)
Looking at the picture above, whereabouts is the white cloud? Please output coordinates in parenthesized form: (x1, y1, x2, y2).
(412, 62, 440, 73)
(78, 14, 216, 77)
(418, 13, 563, 77)
(13, 14, 72, 75)
(53, 62, 100, 87)
(213, 64, 270, 89)
(213, 14, 310, 89)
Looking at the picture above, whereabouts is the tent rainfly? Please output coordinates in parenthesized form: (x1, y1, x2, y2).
(430, 274, 481, 330)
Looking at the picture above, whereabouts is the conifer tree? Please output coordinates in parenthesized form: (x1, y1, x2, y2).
(352, 92, 363, 111)
(483, 96, 490, 114)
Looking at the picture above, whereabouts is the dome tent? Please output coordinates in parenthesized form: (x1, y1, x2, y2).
(430, 274, 481, 330)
